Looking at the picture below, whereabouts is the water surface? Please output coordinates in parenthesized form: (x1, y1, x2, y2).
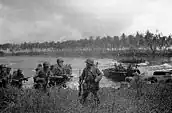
(0, 56, 172, 89)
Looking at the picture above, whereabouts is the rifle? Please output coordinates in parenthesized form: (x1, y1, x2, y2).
(78, 80, 82, 97)
(78, 69, 83, 97)
(22, 77, 31, 82)
(12, 76, 31, 82)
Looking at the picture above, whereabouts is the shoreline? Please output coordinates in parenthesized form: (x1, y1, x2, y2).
(1, 50, 172, 59)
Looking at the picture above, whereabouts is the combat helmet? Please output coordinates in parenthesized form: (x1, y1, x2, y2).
(57, 58, 64, 63)
(7, 67, 11, 69)
(43, 61, 50, 67)
(1, 64, 7, 68)
(37, 64, 42, 68)
(85, 58, 94, 65)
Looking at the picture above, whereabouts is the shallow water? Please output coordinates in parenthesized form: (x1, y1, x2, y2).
(0, 56, 172, 89)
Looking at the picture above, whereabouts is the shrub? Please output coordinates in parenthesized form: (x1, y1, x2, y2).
(1, 83, 172, 113)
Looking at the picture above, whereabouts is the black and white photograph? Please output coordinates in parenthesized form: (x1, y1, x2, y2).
(0, 0, 172, 113)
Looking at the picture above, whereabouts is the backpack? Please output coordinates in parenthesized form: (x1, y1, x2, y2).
(84, 67, 97, 83)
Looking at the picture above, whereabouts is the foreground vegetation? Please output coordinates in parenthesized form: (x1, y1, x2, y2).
(1, 82, 172, 113)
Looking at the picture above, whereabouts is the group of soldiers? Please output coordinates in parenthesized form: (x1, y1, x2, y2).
(114, 63, 140, 74)
(33, 58, 103, 105)
(0, 58, 103, 105)
(33, 58, 73, 92)
(114, 63, 126, 71)
(0, 64, 27, 89)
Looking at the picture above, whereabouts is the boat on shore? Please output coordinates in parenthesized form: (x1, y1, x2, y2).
(119, 58, 146, 64)
(142, 69, 172, 83)
(102, 64, 140, 82)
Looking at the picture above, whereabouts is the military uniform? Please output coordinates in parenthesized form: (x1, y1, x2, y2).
(52, 64, 66, 75)
(52, 58, 66, 75)
(34, 62, 52, 91)
(79, 59, 103, 105)
(34, 64, 43, 83)
(63, 64, 72, 75)
(0, 65, 8, 88)
(131, 72, 143, 97)
(6, 67, 12, 83)
(11, 69, 25, 88)
(49, 58, 68, 87)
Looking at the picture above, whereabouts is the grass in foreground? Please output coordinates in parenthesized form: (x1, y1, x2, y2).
(1, 83, 172, 113)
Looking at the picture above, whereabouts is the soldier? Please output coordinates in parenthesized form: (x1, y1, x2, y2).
(118, 63, 125, 71)
(95, 62, 99, 68)
(0, 64, 2, 87)
(114, 63, 118, 71)
(50, 58, 68, 87)
(50, 65, 54, 71)
(11, 69, 25, 88)
(52, 58, 66, 75)
(36, 64, 43, 72)
(34, 62, 52, 92)
(0, 64, 8, 88)
(64, 64, 72, 75)
(79, 58, 103, 105)
(34, 64, 43, 83)
(134, 65, 141, 74)
(128, 71, 143, 98)
(6, 67, 12, 83)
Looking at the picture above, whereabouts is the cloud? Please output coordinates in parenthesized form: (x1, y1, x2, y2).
(124, 0, 172, 35)
(0, 0, 172, 43)
(0, 15, 82, 43)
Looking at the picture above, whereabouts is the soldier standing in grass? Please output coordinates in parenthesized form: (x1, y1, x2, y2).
(35, 62, 52, 92)
(132, 71, 143, 98)
(50, 58, 68, 87)
(79, 58, 103, 105)
(6, 67, 12, 84)
(33, 64, 43, 83)
(0, 64, 8, 88)
(52, 58, 66, 76)
(11, 69, 25, 88)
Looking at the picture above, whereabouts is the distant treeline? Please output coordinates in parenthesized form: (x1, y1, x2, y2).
(0, 30, 172, 57)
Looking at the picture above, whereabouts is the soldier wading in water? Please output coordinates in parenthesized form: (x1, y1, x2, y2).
(79, 59, 103, 105)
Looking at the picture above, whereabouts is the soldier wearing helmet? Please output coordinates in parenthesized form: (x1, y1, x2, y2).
(0, 64, 8, 88)
(36, 64, 43, 70)
(51, 58, 66, 76)
(43, 61, 50, 68)
(79, 58, 103, 105)
(56, 58, 64, 64)
(34, 61, 52, 92)
(11, 69, 25, 88)
(1, 64, 7, 76)
(34, 64, 43, 83)
(6, 67, 12, 83)
(43, 61, 52, 77)
(49, 58, 68, 87)
(6, 67, 11, 74)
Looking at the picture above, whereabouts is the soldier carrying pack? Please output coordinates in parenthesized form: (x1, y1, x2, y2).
(78, 59, 103, 105)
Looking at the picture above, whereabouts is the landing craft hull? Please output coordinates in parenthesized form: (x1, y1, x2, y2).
(119, 58, 146, 64)
(102, 69, 128, 82)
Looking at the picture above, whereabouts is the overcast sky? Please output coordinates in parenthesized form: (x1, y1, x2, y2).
(0, 0, 172, 44)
